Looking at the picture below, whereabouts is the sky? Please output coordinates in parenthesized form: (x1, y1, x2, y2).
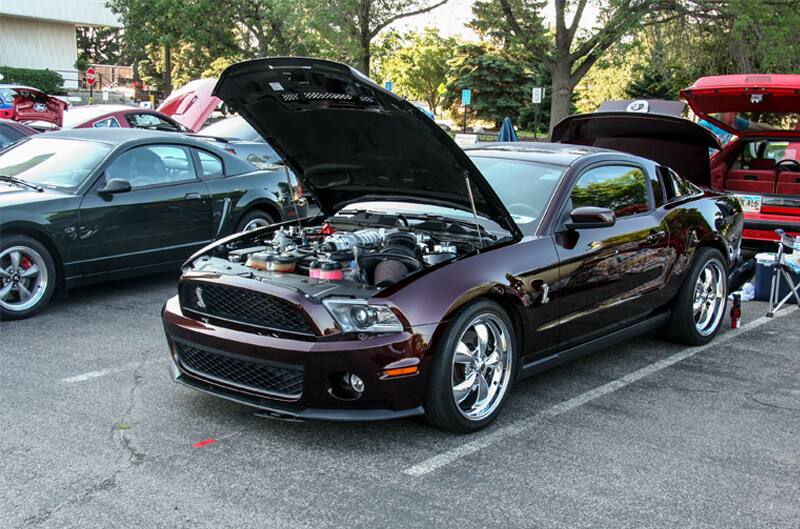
(396, 0, 601, 38)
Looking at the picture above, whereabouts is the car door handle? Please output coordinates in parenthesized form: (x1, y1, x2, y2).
(185, 192, 202, 200)
(646, 231, 666, 243)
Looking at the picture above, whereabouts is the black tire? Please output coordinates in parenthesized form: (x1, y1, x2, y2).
(236, 210, 275, 233)
(424, 300, 517, 433)
(662, 247, 728, 346)
(0, 235, 57, 321)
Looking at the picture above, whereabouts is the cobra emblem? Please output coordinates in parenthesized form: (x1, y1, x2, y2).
(195, 286, 207, 309)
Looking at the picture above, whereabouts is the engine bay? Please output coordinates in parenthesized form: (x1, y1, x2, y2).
(187, 211, 496, 293)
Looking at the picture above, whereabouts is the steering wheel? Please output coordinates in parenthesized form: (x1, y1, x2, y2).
(776, 159, 800, 172)
(506, 203, 540, 219)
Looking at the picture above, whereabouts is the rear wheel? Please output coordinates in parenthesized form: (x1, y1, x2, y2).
(0, 235, 56, 320)
(662, 247, 728, 345)
(424, 300, 517, 433)
(236, 210, 275, 233)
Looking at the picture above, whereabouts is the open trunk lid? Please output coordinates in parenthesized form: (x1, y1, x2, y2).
(681, 74, 800, 135)
(551, 110, 720, 187)
(0, 85, 68, 128)
(158, 79, 220, 132)
(212, 57, 520, 237)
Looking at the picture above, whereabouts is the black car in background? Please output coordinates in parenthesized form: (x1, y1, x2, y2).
(0, 119, 38, 150)
(0, 128, 307, 319)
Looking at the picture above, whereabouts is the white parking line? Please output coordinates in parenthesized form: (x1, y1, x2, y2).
(403, 305, 798, 477)
(61, 358, 167, 383)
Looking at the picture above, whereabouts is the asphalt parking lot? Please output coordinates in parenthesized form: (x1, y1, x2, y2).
(2, 273, 799, 529)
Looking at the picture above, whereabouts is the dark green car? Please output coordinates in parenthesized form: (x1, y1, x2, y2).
(0, 128, 307, 320)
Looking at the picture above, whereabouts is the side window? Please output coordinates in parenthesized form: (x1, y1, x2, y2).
(570, 165, 649, 218)
(196, 150, 224, 178)
(92, 117, 120, 128)
(659, 166, 696, 202)
(105, 145, 196, 189)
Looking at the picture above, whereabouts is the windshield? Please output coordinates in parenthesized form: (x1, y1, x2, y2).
(0, 88, 13, 106)
(471, 156, 566, 233)
(342, 157, 566, 236)
(0, 137, 111, 190)
(200, 116, 262, 141)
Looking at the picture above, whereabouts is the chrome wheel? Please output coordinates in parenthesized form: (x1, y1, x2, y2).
(692, 260, 726, 336)
(0, 246, 49, 312)
(451, 314, 513, 421)
(243, 217, 270, 232)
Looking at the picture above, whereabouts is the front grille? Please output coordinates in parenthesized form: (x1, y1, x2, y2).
(179, 282, 314, 335)
(175, 341, 303, 399)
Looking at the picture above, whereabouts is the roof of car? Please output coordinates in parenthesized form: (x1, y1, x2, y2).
(463, 142, 611, 166)
(41, 127, 214, 147)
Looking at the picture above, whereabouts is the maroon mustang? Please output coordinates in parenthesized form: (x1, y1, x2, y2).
(161, 58, 743, 433)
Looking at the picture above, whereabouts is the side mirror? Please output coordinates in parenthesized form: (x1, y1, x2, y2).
(565, 206, 616, 229)
(98, 178, 132, 195)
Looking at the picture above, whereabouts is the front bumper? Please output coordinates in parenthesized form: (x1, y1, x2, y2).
(162, 296, 434, 421)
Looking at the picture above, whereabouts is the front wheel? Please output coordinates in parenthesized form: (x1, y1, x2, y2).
(424, 300, 517, 433)
(662, 247, 728, 345)
(0, 235, 56, 320)
(236, 210, 275, 233)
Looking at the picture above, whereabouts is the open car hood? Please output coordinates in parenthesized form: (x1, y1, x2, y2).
(158, 79, 220, 132)
(212, 58, 520, 237)
(0, 85, 67, 128)
(681, 74, 800, 135)
(551, 111, 720, 187)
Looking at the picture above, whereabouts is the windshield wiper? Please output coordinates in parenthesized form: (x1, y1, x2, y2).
(0, 174, 44, 192)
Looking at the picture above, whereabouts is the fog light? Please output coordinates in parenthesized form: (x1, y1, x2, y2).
(342, 373, 365, 396)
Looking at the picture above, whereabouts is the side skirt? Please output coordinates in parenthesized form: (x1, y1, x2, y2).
(519, 311, 671, 380)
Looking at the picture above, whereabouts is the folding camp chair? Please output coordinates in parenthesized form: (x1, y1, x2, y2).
(766, 229, 800, 317)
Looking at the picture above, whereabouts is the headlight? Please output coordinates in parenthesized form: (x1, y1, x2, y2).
(322, 299, 403, 334)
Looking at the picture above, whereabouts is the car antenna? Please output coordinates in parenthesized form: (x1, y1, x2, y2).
(283, 165, 303, 230)
(463, 171, 484, 250)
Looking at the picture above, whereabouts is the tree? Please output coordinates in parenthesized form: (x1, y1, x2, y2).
(107, 0, 191, 94)
(312, 0, 451, 75)
(381, 28, 458, 114)
(443, 44, 536, 128)
(472, 0, 678, 131)
(206, 0, 318, 58)
(76, 26, 124, 66)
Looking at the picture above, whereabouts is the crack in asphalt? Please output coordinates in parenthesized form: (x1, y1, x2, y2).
(15, 356, 148, 529)
(749, 394, 800, 414)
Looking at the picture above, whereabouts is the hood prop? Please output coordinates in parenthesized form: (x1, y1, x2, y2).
(283, 164, 303, 230)
(463, 172, 484, 250)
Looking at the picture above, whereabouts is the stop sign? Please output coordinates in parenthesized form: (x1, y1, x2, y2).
(86, 67, 97, 86)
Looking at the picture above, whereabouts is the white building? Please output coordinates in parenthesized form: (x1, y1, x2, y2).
(0, 0, 121, 88)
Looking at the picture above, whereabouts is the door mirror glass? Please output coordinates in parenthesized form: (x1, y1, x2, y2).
(565, 206, 616, 229)
(98, 177, 132, 194)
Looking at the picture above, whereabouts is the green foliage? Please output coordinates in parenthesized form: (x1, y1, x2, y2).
(76, 26, 124, 66)
(443, 44, 537, 128)
(380, 28, 459, 114)
(0, 66, 65, 94)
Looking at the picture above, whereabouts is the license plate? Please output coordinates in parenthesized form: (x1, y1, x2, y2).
(734, 194, 762, 213)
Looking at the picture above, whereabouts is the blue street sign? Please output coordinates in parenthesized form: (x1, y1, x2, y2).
(385, 81, 393, 92)
(461, 89, 472, 106)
